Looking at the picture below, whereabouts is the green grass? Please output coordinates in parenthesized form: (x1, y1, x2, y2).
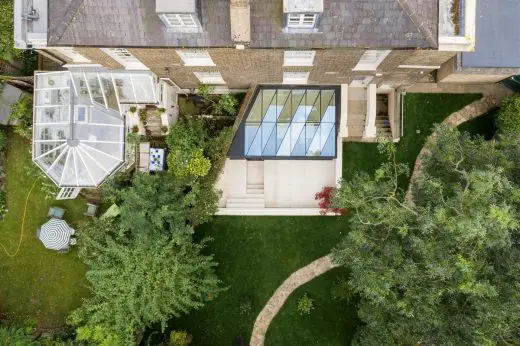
(170, 216, 350, 345)
(457, 107, 498, 140)
(0, 132, 89, 327)
(343, 93, 483, 181)
(265, 267, 359, 346)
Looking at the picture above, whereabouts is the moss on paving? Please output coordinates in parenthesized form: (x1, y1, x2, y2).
(265, 267, 359, 346)
(171, 216, 348, 345)
(0, 132, 89, 327)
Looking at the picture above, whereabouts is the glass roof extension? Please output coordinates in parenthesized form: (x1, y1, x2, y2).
(244, 87, 338, 158)
(33, 70, 158, 187)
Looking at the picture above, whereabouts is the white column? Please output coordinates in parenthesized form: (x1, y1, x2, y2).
(363, 84, 377, 138)
(339, 84, 348, 138)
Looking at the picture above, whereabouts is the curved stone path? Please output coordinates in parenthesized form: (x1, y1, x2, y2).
(405, 88, 512, 203)
(250, 254, 339, 346)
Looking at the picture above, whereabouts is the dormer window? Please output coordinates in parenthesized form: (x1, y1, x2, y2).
(287, 14, 318, 29)
(161, 14, 198, 28)
(156, 0, 201, 33)
(283, 0, 323, 32)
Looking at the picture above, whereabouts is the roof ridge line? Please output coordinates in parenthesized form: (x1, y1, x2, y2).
(395, 0, 438, 48)
(48, 0, 86, 44)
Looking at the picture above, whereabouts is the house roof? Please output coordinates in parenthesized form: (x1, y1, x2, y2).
(461, 0, 520, 68)
(47, 0, 438, 49)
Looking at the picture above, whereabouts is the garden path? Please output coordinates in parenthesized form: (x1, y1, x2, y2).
(250, 254, 339, 346)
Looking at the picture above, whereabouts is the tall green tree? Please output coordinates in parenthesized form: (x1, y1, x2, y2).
(333, 127, 520, 345)
(69, 217, 220, 345)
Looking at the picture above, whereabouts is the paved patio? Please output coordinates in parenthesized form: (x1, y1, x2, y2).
(217, 158, 339, 215)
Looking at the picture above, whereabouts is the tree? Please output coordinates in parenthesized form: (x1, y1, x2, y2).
(166, 117, 211, 179)
(9, 95, 33, 139)
(332, 128, 520, 345)
(69, 217, 220, 345)
(497, 96, 520, 137)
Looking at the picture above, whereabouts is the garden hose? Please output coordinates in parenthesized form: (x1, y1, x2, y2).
(0, 181, 36, 258)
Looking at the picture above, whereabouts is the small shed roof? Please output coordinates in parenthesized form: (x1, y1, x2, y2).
(0, 84, 24, 125)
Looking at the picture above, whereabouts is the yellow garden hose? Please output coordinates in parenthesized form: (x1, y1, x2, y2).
(0, 181, 37, 258)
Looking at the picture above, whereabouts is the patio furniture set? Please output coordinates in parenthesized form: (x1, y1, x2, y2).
(37, 202, 99, 253)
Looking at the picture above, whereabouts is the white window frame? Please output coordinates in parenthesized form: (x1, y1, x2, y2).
(160, 13, 198, 28)
(57, 187, 82, 200)
(101, 48, 149, 70)
(287, 13, 317, 28)
(52, 47, 91, 63)
(194, 72, 226, 85)
(283, 51, 316, 67)
(352, 50, 391, 71)
(176, 50, 215, 66)
(282, 71, 310, 84)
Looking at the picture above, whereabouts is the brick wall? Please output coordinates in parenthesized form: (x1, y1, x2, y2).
(75, 47, 456, 89)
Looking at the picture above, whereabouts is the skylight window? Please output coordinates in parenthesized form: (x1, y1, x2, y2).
(194, 71, 226, 85)
(161, 14, 198, 28)
(241, 87, 338, 158)
(177, 50, 215, 66)
(352, 50, 391, 71)
(284, 51, 316, 66)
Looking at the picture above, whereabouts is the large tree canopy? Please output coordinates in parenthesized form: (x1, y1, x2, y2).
(333, 127, 520, 345)
(69, 173, 221, 345)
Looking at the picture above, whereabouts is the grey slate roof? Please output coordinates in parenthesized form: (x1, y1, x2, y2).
(48, 0, 439, 49)
(462, 0, 520, 68)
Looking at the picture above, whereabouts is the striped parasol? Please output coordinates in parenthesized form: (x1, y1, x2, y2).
(38, 218, 75, 251)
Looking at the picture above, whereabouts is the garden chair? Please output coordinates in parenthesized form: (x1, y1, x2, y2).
(70, 237, 77, 246)
(48, 207, 65, 219)
(83, 203, 98, 217)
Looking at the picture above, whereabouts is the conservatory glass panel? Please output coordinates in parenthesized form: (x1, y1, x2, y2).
(242, 87, 337, 157)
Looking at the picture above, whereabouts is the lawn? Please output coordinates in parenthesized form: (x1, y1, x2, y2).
(170, 216, 349, 345)
(342, 93, 483, 181)
(265, 267, 359, 346)
(0, 131, 89, 327)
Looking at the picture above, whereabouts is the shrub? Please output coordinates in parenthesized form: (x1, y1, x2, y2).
(0, 190, 7, 219)
(157, 107, 166, 114)
(0, 128, 7, 151)
(497, 96, 520, 136)
(132, 125, 139, 133)
(331, 276, 354, 301)
(9, 95, 33, 139)
(315, 186, 347, 216)
(169, 330, 192, 346)
(215, 94, 239, 116)
(129, 106, 137, 113)
(296, 293, 314, 315)
(238, 296, 252, 315)
(138, 108, 147, 125)
(126, 132, 139, 146)
(161, 125, 169, 133)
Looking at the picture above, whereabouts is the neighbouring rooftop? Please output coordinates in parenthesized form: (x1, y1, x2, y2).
(461, 0, 520, 68)
(33, 69, 158, 188)
(45, 0, 439, 48)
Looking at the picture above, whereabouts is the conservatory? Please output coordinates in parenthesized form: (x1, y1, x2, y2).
(32, 69, 158, 192)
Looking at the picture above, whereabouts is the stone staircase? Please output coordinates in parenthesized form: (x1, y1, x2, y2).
(376, 113, 392, 136)
(226, 183, 266, 208)
(225, 160, 266, 209)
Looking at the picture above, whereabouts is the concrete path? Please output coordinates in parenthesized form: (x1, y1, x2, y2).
(405, 84, 513, 203)
(250, 254, 339, 346)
